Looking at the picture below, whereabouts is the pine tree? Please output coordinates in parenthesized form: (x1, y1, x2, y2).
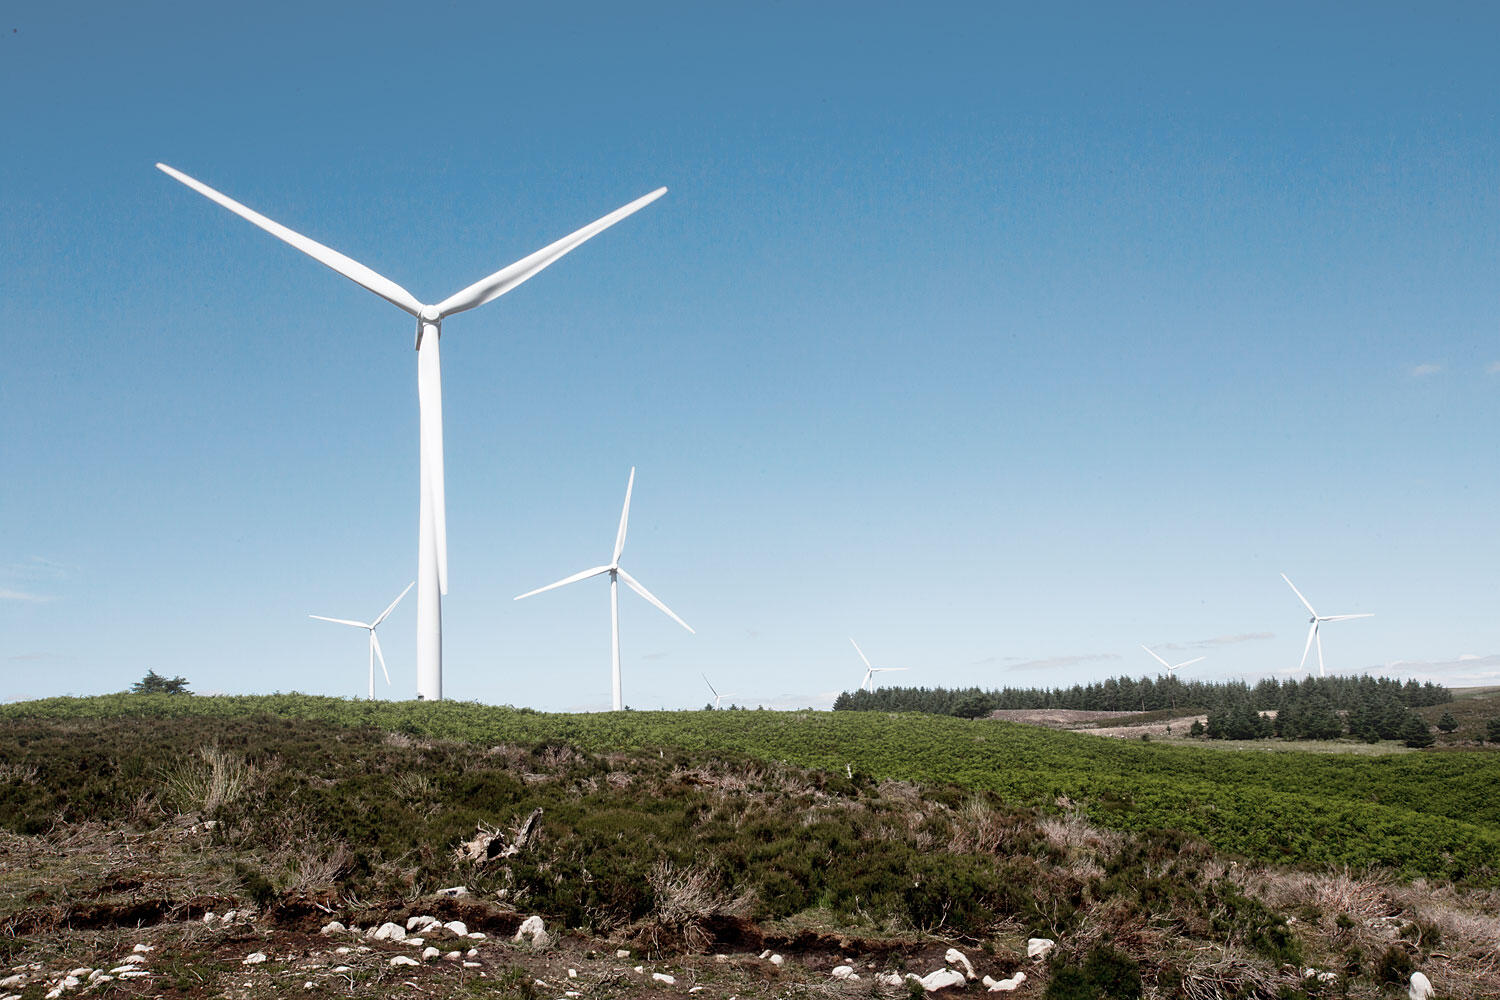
(1437, 711, 1458, 734)
(1400, 715, 1434, 749)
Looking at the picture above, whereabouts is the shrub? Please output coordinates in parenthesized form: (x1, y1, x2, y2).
(1377, 944, 1414, 984)
(1487, 718, 1500, 743)
(1437, 711, 1458, 734)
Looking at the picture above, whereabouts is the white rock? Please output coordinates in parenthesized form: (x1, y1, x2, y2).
(443, 920, 468, 936)
(909, 968, 967, 992)
(463, 961, 482, 968)
(389, 955, 419, 967)
(242, 953, 267, 965)
(444, 951, 461, 962)
(131, 945, 153, 955)
(91, 976, 112, 985)
(1410, 972, 1434, 1000)
(1, 992, 21, 1000)
(407, 915, 439, 932)
(121, 955, 147, 965)
(1027, 938, 1055, 960)
(832, 965, 856, 979)
(406, 937, 425, 947)
(109, 967, 138, 975)
(758, 950, 771, 960)
(634, 966, 645, 974)
(769, 954, 784, 967)
(945, 949, 976, 980)
(568, 968, 578, 978)
(334, 947, 352, 955)
(617, 949, 632, 959)
(652, 973, 676, 985)
(222, 910, 238, 923)
(421, 947, 440, 961)
(438, 885, 469, 897)
(465, 949, 478, 958)
(372, 922, 406, 942)
(689, 988, 704, 994)
(319, 921, 346, 936)
(984, 972, 1026, 992)
(514, 915, 545, 942)
(45, 990, 62, 999)
(0, 976, 23, 987)
(467, 932, 486, 940)
(61, 977, 80, 989)
(1318, 972, 1338, 983)
(332, 966, 351, 973)
(68, 968, 92, 977)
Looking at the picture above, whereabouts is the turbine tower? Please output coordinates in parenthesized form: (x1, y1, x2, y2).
(310, 582, 413, 699)
(158, 164, 665, 700)
(514, 467, 694, 710)
(850, 637, 907, 691)
(1281, 573, 1374, 677)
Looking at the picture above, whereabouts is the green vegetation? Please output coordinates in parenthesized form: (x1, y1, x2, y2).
(2, 692, 1498, 884)
(130, 669, 191, 695)
(836, 673, 1450, 719)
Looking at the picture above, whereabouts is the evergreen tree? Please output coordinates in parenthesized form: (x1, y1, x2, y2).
(131, 670, 190, 695)
(1486, 718, 1500, 744)
(1437, 711, 1458, 734)
(1400, 715, 1434, 749)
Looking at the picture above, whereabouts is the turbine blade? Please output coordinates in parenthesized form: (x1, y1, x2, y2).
(702, 673, 719, 698)
(514, 565, 612, 601)
(156, 164, 423, 317)
(849, 637, 872, 669)
(435, 187, 668, 318)
(862, 667, 874, 690)
(309, 615, 369, 629)
(1281, 573, 1318, 617)
(373, 581, 415, 627)
(1299, 621, 1317, 670)
(1174, 656, 1206, 669)
(612, 467, 636, 565)
(1140, 644, 1172, 669)
(371, 631, 391, 685)
(874, 667, 908, 674)
(418, 336, 448, 593)
(1322, 613, 1374, 622)
(616, 567, 694, 633)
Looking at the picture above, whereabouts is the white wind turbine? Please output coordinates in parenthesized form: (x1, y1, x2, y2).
(1281, 573, 1374, 678)
(702, 674, 739, 710)
(514, 468, 694, 711)
(1140, 645, 1205, 677)
(310, 582, 414, 699)
(850, 637, 907, 691)
(158, 164, 665, 701)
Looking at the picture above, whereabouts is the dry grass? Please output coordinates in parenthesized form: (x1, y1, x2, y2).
(160, 744, 256, 815)
(638, 861, 755, 954)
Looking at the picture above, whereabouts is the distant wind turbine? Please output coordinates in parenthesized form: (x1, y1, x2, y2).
(514, 468, 694, 710)
(850, 637, 907, 691)
(158, 164, 666, 701)
(702, 674, 738, 710)
(1281, 573, 1373, 677)
(310, 582, 414, 699)
(1140, 645, 1205, 677)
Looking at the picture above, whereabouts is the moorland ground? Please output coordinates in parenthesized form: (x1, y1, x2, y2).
(0, 694, 1497, 999)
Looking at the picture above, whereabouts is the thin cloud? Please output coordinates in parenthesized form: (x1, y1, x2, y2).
(0, 589, 51, 603)
(1162, 632, 1274, 651)
(1005, 652, 1121, 673)
(1377, 653, 1500, 686)
(1487, 361, 1500, 375)
(5, 556, 71, 580)
(754, 690, 842, 710)
(1410, 363, 1443, 377)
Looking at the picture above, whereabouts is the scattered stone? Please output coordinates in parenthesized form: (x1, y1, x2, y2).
(568, 968, 578, 978)
(467, 932, 486, 940)
(689, 988, 704, 994)
(67, 968, 91, 977)
(758, 950, 771, 960)
(222, 910, 239, 923)
(438, 885, 469, 897)
(332, 966, 351, 973)
(634, 966, 645, 974)
(878, 973, 907, 987)
(1027, 938, 1055, 960)
(443, 920, 468, 936)
(109, 967, 138, 975)
(407, 915, 439, 932)
(514, 915, 549, 948)
(406, 937, 426, 948)
(908, 968, 967, 992)
(945, 949, 976, 980)
(466, 949, 478, 958)
(1410, 972, 1434, 1000)
(116, 971, 148, 980)
(769, 954, 784, 967)
(0, 976, 23, 988)
(372, 922, 406, 942)
(652, 973, 677, 985)
(242, 953, 267, 966)
(444, 951, 461, 962)
(303, 982, 314, 990)
(983, 972, 1027, 992)
(131, 945, 153, 955)
(831, 965, 857, 980)
(463, 962, 482, 969)
(421, 947, 440, 962)
(319, 921, 347, 936)
(334, 947, 352, 955)
(203, 912, 219, 925)
(389, 955, 419, 967)
(120, 955, 146, 965)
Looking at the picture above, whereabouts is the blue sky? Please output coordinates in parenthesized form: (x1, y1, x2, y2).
(3, 2, 1498, 709)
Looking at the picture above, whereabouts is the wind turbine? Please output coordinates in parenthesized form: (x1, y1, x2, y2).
(310, 582, 414, 699)
(514, 467, 694, 710)
(1140, 645, 1205, 677)
(850, 638, 907, 691)
(702, 674, 738, 710)
(1281, 573, 1374, 677)
(157, 164, 666, 701)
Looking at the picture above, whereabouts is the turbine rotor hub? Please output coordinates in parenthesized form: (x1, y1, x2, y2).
(420, 304, 441, 323)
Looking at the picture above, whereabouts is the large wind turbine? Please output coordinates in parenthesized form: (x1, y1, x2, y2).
(514, 467, 694, 710)
(702, 674, 739, 710)
(310, 582, 413, 699)
(850, 638, 907, 691)
(1140, 645, 1205, 677)
(1281, 573, 1374, 677)
(158, 164, 666, 701)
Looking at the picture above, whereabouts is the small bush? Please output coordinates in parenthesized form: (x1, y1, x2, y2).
(1377, 944, 1414, 984)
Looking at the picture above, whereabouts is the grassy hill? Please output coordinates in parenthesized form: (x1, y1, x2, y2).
(1, 694, 1497, 998)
